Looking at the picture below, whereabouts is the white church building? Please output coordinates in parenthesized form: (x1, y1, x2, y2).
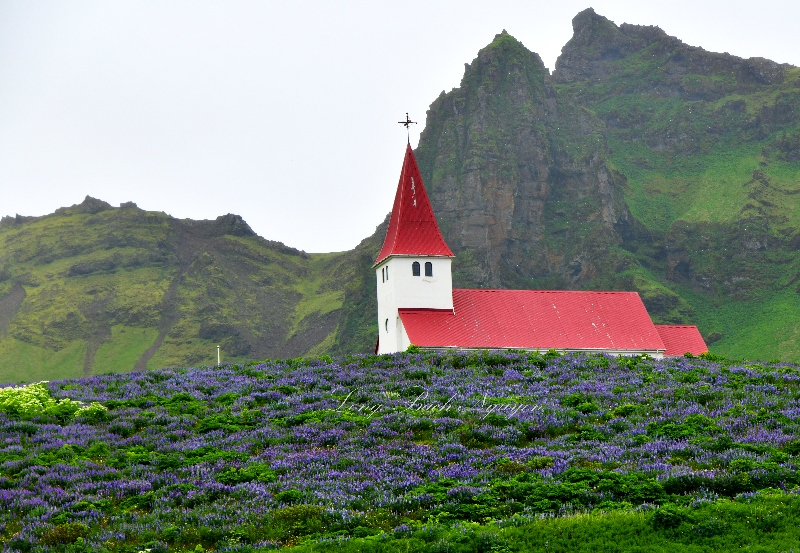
(373, 144, 708, 358)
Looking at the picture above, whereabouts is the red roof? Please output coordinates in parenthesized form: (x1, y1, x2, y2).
(375, 144, 454, 265)
(655, 325, 708, 356)
(399, 289, 666, 352)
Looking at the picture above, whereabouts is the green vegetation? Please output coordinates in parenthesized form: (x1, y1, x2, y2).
(0, 338, 86, 383)
(0, 381, 106, 421)
(94, 326, 159, 374)
(4, 352, 800, 551)
(672, 287, 800, 361)
(284, 492, 800, 552)
(0, 200, 354, 382)
(555, 22, 800, 361)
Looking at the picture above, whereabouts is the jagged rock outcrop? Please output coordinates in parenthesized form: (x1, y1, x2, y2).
(549, 8, 800, 307)
(554, 8, 790, 94)
(415, 31, 629, 289)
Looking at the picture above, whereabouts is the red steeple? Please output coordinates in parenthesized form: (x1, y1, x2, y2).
(375, 144, 454, 265)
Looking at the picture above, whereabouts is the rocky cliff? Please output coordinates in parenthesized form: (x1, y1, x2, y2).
(416, 31, 628, 291)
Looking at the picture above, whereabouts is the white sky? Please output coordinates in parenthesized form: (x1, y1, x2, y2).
(1, 1, 798, 253)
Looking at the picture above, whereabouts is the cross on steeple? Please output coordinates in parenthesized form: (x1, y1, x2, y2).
(398, 113, 417, 142)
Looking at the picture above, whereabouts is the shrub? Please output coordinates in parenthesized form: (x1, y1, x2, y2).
(39, 522, 90, 545)
(496, 459, 527, 475)
(217, 463, 277, 485)
(74, 402, 109, 424)
(0, 382, 97, 423)
(611, 404, 638, 418)
(527, 456, 554, 470)
(652, 504, 693, 529)
(43, 399, 82, 422)
(275, 489, 304, 505)
(561, 393, 590, 408)
(268, 505, 327, 542)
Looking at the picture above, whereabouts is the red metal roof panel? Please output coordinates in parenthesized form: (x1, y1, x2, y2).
(399, 289, 666, 352)
(375, 144, 454, 265)
(655, 325, 708, 356)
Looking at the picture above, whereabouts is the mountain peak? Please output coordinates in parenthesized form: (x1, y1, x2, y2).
(571, 7, 617, 35)
(58, 196, 114, 215)
(553, 9, 668, 83)
(458, 29, 548, 91)
(214, 213, 255, 237)
(553, 9, 793, 89)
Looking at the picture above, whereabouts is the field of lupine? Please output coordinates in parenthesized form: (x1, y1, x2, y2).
(2, 350, 800, 552)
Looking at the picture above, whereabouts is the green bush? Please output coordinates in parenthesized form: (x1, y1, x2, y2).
(216, 463, 277, 485)
(611, 404, 638, 418)
(527, 456, 554, 470)
(0, 382, 99, 423)
(275, 489, 304, 505)
(652, 504, 693, 529)
(268, 505, 328, 542)
(39, 522, 90, 545)
(74, 402, 109, 424)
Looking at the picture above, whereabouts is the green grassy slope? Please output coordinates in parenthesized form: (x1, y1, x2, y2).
(549, 11, 800, 360)
(0, 198, 353, 382)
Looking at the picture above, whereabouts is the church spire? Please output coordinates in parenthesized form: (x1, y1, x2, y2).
(375, 143, 454, 265)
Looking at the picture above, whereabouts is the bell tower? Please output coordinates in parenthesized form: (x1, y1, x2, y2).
(374, 144, 454, 354)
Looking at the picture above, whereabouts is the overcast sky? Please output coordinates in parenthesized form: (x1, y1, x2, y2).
(1, 1, 798, 252)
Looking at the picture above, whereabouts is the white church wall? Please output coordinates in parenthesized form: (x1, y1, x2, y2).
(375, 256, 453, 354)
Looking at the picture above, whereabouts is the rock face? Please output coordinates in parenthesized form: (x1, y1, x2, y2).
(550, 9, 800, 310)
(336, 11, 800, 361)
(554, 8, 790, 91)
(415, 31, 628, 290)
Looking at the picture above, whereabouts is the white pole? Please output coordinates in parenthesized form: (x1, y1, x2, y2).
(217, 345, 220, 367)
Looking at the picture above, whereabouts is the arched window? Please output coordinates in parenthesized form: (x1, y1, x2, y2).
(425, 262, 433, 277)
(412, 261, 420, 276)
(381, 267, 385, 282)
(385, 318, 389, 332)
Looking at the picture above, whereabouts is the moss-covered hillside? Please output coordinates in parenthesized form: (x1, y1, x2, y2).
(552, 9, 800, 360)
(0, 198, 356, 382)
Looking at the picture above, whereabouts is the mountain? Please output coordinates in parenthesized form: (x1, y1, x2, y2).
(333, 10, 800, 360)
(0, 198, 357, 383)
(2, 9, 800, 381)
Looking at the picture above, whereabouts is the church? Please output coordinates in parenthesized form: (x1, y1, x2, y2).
(373, 144, 708, 358)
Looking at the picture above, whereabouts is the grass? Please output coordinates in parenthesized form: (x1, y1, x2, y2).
(289, 252, 346, 339)
(610, 140, 800, 233)
(0, 338, 85, 384)
(93, 326, 159, 374)
(675, 287, 800, 362)
(0, 205, 352, 382)
(283, 492, 800, 552)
